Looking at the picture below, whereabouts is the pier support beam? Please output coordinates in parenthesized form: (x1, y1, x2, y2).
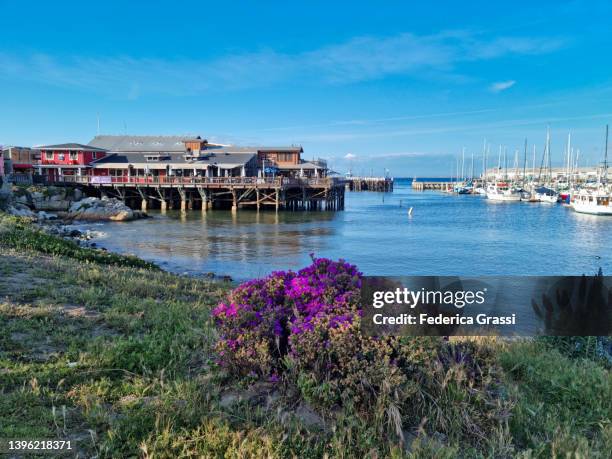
(177, 188, 187, 212)
(196, 188, 208, 212)
(141, 199, 148, 211)
(231, 189, 238, 212)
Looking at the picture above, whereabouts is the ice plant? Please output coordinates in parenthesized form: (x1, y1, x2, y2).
(213, 257, 511, 446)
(213, 257, 362, 377)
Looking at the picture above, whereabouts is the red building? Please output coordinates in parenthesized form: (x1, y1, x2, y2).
(35, 143, 107, 179)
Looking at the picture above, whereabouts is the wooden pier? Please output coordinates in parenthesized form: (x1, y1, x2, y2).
(411, 181, 453, 191)
(346, 177, 393, 192)
(41, 175, 346, 212)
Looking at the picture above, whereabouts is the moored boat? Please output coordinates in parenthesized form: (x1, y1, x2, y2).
(571, 188, 612, 215)
(533, 186, 559, 203)
(571, 125, 610, 215)
(486, 182, 521, 201)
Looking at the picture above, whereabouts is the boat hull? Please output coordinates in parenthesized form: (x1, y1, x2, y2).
(535, 194, 559, 204)
(571, 202, 612, 215)
(486, 193, 521, 202)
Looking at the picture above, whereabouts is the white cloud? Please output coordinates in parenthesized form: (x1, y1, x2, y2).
(490, 80, 516, 92)
(0, 32, 561, 97)
(344, 153, 357, 160)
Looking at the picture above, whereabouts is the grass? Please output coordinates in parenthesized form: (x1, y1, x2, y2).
(0, 211, 610, 457)
(499, 340, 612, 457)
(0, 214, 157, 270)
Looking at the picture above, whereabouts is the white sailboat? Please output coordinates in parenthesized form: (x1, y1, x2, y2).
(487, 146, 521, 201)
(571, 125, 612, 215)
(486, 182, 522, 201)
(533, 128, 559, 203)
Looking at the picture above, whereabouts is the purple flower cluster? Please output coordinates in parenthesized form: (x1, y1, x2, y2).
(213, 257, 362, 378)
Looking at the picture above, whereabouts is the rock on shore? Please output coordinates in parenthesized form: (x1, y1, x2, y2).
(67, 196, 146, 221)
(4, 185, 146, 222)
(14, 186, 84, 211)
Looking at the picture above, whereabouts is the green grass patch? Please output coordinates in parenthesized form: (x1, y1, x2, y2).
(0, 213, 157, 270)
(500, 340, 612, 457)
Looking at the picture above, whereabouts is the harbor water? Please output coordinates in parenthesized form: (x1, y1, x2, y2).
(82, 178, 612, 280)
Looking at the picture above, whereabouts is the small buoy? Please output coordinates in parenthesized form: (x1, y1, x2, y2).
(408, 207, 413, 216)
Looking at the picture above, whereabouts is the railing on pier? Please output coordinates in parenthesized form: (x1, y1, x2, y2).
(39, 175, 345, 188)
(6, 174, 34, 185)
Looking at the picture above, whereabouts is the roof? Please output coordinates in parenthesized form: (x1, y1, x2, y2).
(2, 145, 34, 152)
(277, 162, 323, 170)
(91, 151, 257, 169)
(258, 146, 303, 152)
(37, 143, 108, 152)
(88, 135, 303, 154)
(88, 135, 206, 152)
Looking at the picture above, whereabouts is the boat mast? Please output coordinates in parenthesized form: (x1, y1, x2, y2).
(547, 128, 552, 186)
(532, 144, 536, 181)
(566, 132, 571, 181)
(513, 149, 519, 184)
(504, 147, 508, 181)
(522, 138, 528, 186)
(470, 152, 474, 181)
(603, 124, 609, 185)
(482, 139, 488, 186)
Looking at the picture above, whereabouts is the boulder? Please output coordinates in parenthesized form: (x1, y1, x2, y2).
(68, 196, 144, 221)
(37, 211, 58, 220)
(7, 203, 36, 218)
(30, 187, 73, 211)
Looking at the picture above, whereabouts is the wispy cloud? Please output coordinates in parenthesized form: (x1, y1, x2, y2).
(0, 31, 564, 98)
(289, 112, 612, 143)
(490, 80, 516, 92)
(375, 152, 428, 158)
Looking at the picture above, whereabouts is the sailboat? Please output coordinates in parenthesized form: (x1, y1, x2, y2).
(533, 128, 559, 203)
(486, 146, 521, 201)
(486, 182, 522, 201)
(571, 125, 612, 215)
(474, 140, 488, 195)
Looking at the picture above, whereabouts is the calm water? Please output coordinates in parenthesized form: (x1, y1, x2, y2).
(81, 179, 612, 280)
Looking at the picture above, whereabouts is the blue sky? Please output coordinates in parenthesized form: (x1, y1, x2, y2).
(1, 0, 611, 176)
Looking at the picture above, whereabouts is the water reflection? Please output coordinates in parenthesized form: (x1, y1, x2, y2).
(85, 183, 612, 280)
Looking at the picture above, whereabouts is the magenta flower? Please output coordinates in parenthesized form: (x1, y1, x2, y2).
(214, 257, 363, 380)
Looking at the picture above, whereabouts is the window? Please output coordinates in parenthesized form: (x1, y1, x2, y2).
(92, 152, 97, 160)
(69, 152, 78, 161)
(58, 154, 65, 161)
(45, 151, 53, 160)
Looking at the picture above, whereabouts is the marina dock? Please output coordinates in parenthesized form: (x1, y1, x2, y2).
(411, 180, 453, 191)
(41, 175, 346, 212)
(346, 177, 393, 192)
